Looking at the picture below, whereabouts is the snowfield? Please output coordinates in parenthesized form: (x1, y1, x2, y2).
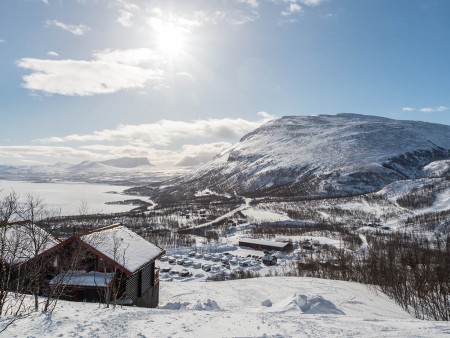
(4, 277, 449, 337)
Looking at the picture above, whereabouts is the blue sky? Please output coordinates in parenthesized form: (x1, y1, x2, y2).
(1, 0, 449, 166)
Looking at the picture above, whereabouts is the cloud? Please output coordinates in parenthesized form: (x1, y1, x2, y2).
(45, 20, 91, 36)
(403, 106, 448, 113)
(0, 146, 97, 159)
(34, 113, 275, 146)
(117, 9, 134, 27)
(419, 106, 448, 113)
(0, 39, 5, 43)
(47, 51, 59, 57)
(238, 0, 259, 8)
(9, 113, 275, 166)
(282, 3, 303, 16)
(16, 48, 165, 96)
(300, 0, 326, 6)
(114, 0, 139, 12)
(419, 107, 434, 113)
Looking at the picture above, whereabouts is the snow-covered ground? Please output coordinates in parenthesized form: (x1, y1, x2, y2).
(4, 277, 449, 337)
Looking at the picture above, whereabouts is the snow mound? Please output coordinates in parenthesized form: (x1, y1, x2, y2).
(161, 299, 221, 311)
(272, 293, 345, 315)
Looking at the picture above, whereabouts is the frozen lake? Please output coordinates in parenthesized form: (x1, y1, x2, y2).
(0, 180, 140, 215)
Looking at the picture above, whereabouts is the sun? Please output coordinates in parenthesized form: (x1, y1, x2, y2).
(154, 22, 187, 56)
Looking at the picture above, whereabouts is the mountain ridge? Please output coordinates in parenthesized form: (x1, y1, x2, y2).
(140, 114, 450, 202)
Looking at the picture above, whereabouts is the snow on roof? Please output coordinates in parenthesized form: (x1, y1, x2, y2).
(238, 238, 289, 249)
(2, 224, 59, 265)
(49, 270, 114, 287)
(81, 225, 164, 274)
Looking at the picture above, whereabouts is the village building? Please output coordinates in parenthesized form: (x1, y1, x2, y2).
(262, 254, 278, 266)
(238, 238, 293, 252)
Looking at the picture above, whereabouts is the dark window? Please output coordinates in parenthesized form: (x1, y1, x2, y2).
(137, 270, 142, 297)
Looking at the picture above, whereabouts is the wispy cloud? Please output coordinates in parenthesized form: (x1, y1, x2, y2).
(0, 39, 5, 43)
(281, 3, 303, 16)
(16, 48, 165, 96)
(300, 0, 326, 6)
(0, 146, 96, 159)
(420, 106, 448, 113)
(34, 112, 275, 146)
(117, 9, 134, 27)
(237, 0, 260, 8)
(45, 20, 91, 36)
(403, 106, 448, 113)
(46, 51, 59, 57)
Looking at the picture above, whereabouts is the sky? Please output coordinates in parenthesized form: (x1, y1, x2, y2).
(0, 0, 449, 167)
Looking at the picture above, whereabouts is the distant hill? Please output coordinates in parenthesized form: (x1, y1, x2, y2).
(100, 157, 153, 168)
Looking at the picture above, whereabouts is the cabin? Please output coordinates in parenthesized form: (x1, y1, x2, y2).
(43, 224, 165, 308)
(262, 254, 278, 266)
(238, 238, 293, 252)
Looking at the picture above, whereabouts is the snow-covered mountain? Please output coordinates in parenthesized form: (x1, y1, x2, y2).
(146, 114, 450, 200)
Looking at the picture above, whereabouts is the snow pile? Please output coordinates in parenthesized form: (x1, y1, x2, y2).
(272, 293, 345, 315)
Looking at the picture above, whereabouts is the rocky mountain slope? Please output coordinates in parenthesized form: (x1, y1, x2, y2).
(140, 114, 450, 202)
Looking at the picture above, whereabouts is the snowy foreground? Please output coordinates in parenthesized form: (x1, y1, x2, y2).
(5, 277, 450, 337)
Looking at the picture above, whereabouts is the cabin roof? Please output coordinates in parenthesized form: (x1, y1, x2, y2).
(81, 224, 164, 274)
(2, 224, 60, 265)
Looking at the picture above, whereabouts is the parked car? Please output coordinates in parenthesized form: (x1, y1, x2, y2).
(159, 255, 168, 262)
(179, 269, 192, 277)
(202, 264, 211, 272)
(183, 259, 193, 266)
(176, 258, 185, 265)
(230, 258, 238, 265)
(160, 267, 171, 273)
(193, 262, 201, 269)
(188, 251, 196, 257)
(211, 264, 222, 272)
(168, 257, 176, 264)
(203, 254, 212, 260)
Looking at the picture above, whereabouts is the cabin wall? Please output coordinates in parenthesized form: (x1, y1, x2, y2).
(125, 262, 159, 308)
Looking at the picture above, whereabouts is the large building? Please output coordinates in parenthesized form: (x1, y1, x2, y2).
(238, 238, 293, 252)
